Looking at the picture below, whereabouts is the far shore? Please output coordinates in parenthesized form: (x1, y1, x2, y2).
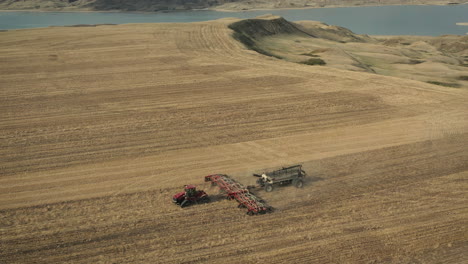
(0, 9, 147, 13)
(0, 2, 466, 14)
(210, 2, 467, 12)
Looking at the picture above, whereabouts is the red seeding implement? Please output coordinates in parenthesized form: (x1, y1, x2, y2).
(205, 174, 273, 215)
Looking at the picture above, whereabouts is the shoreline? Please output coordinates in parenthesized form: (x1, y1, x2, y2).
(1, 4, 466, 36)
(210, 2, 466, 12)
(0, 2, 466, 14)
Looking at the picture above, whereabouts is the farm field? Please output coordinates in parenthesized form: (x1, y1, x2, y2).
(1, 18, 468, 263)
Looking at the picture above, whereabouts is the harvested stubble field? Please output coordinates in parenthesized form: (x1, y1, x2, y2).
(0, 18, 467, 263)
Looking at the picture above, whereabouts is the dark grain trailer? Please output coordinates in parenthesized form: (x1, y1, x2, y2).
(254, 164, 306, 192)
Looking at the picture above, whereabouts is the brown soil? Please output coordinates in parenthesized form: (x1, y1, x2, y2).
(0, 20, 467, 263)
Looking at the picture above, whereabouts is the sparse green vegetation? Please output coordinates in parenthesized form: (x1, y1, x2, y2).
(311, 48, 329, 54)
(408, 59, 424, 64)
(458, 76, 468, 81)
(300, 52, 320, 57)
(231, 32, 282, 59)
(300, 58, 326, 65)
(426, 81, 461, 88)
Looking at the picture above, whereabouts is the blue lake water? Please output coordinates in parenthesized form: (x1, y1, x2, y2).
(0, 5, 467, 36)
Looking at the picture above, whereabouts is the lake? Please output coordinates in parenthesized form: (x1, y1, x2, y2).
(0, 4, 467, 36)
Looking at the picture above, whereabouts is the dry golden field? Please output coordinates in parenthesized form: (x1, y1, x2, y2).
(1, 18, 467, 263)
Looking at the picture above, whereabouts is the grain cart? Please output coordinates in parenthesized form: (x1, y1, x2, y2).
(254, 164, 306, 192)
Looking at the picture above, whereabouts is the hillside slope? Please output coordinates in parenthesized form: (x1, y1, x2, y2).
(0, 18, 467, 263)
(230, 16, 468, 88)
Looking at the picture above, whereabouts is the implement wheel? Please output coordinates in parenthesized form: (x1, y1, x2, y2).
(199, 196, 210, 204)
(295, 179, 304, 188)
(265, 184, 274, 192)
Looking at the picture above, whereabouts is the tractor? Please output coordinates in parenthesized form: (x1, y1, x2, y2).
(172, 185, 209, 207)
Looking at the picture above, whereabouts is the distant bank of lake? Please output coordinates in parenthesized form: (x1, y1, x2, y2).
(1, 5, 467, 36)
